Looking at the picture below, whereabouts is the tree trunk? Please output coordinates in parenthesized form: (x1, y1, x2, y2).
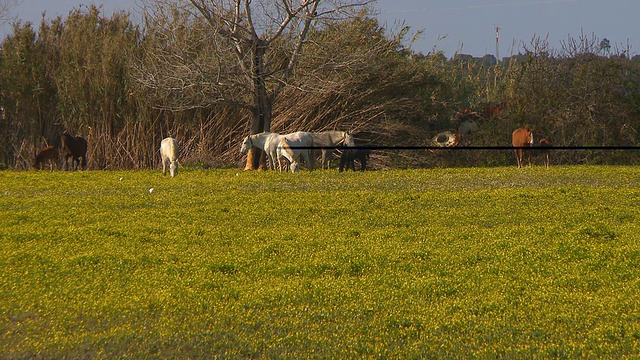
(244, 39, 272, 171)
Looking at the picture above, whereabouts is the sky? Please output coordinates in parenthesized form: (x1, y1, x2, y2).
(2, 0, 638, 58)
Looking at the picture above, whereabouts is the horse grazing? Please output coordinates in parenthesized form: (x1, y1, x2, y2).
(339, 148, 370, 172)
(33, 146, 59, 170)
(278, 132, 315, 173)
(61, 133, 87, 170)
(538, 138, 553, 168)
(511, 125, 534, 168)
(241, 132, 315, 172)
(310, 131, 355, 169)
(160, 137, 179, 177)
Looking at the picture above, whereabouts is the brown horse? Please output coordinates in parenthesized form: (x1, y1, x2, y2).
(512, 125, 534, 168)
(539, 138, 553, 168)
(61, 133, 88, 170)
(483, 101, 507, 118)
(33, 146, 59, 170)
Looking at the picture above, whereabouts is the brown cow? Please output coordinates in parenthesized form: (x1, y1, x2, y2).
(33, 146, 59, 170)
(512, 125, 534, 168)
(539, 138, 553, 168)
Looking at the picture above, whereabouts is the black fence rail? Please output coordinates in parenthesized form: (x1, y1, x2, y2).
(291, 145, 640, 151)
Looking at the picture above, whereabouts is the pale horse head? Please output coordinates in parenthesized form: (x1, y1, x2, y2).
(240, 136, 252, 155)
(169, 161, 178, 177)
(290, 161, 299, 173)
(343, 132, 356, 147)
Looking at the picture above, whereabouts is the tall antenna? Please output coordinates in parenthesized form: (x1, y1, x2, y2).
(495, 25, 501, 61)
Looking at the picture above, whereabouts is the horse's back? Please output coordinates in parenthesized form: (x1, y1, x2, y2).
(539, 138, 552, 147)
(512, 126, 533, 147)
(286, 131, 313, 143)
(161, 137, 179, 160)
(37, 146, 58, 158)
(311, 130, 349, 146)
(310, 131, 332, 146)
(61, 133, 87, 155)
(34, 146, 58, 167)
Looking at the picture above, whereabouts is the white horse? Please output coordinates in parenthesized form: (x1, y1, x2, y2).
(241, 131, 315, 172)
(160, 137, 179, 177)
(278, 131, 315, 173)
(310, 131, 355, 169)
(240, 132, 285, 170)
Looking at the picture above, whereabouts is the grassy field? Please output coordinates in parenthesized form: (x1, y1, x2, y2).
(1, 166, 639, 358)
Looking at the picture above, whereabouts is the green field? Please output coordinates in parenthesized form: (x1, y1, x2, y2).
(1, 166, 639, 358)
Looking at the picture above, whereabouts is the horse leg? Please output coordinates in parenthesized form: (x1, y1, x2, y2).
(518, 150, 523, 168)
(304, 151, 314, 171)
(545, 153, 549, 168)
(268, 150, 277, 170)
(321, 149, 327, 170)
(360, 155, 367, 171)
(338, 155, 346, 172)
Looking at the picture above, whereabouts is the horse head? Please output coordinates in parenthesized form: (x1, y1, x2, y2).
(240, 136, 252, 154)
(343, 132, 355, 147)
(524, 125, 534, 145)
(169, 161, 178, 177)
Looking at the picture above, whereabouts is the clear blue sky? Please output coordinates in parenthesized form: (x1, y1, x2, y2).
(3, 0, 638, 58)
(375, 0, 639, 58)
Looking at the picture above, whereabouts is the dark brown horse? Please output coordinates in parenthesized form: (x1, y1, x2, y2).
(61, 133, 88, 170)
(33, 146, 59, 170)
(511, 125, 534, 168)
(538, 138, 553, 168)
(339, 148, 370, 172)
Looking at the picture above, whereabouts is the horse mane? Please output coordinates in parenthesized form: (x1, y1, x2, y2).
(279, 137, 294, 159)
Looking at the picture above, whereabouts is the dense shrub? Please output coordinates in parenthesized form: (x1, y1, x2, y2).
(0, 6, 638, 169)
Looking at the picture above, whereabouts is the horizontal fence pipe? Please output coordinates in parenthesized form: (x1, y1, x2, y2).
(283, 146, 640, 151)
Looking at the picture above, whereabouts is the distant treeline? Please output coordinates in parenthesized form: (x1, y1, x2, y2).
(1, 5, 638, 170)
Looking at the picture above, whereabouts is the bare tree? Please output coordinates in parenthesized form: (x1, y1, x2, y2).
(136, 0, 372, 169)
(0, 0, 20, 24)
